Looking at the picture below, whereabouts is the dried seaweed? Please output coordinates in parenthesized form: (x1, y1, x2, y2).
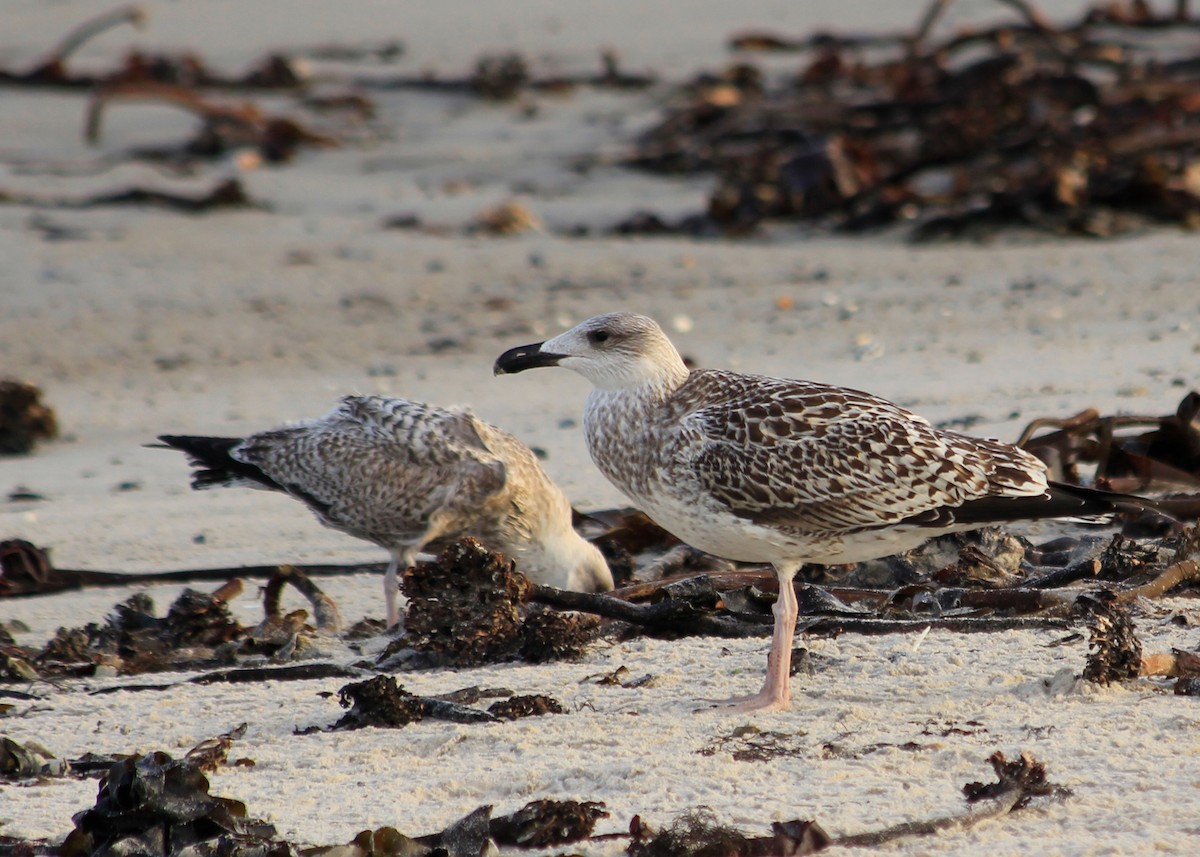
(0, 554, 392, 598)
(488, 799, 609, 848)
(620, 2, 1200, 239)
(627, 809, 757, 857)
(58, 750, 288, 857)
(0, 178, 257, 214)
(7, 738, 607, 857)
(260, 566, 341, 632)
(0, 736, 1082, 857)
(627, 809, 832, 857)
(697, 725, 807, 763)
(962, 750, 1071, 809)
(363, 49, 653, 98)
(1, 576, 341, 682)
(400, 538, 531, 666)
(0, 6, 305, 91)
(1078, 590, 1143, 683)
(1020, 392, 1200, 508)
(1, 736, 68, 778)
(0, 6, 147, 87)
(332, 675, 431, 729)
(486, 694, 565, 720)
(518, 606, 602, 663)
(0, 381, 58, 456)
(84, 83, 343, 164)
(0, 541, 57, 597)
(1, 726, 250, 786)
(329, 675, 497, 730)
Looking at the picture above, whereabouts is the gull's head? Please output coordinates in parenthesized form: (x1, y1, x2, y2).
(518, 525, 615, 593)
(493, 312, 689, 392)
(565, 538, 615, 593)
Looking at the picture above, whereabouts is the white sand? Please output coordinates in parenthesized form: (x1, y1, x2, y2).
(3, 1, 1200, 853)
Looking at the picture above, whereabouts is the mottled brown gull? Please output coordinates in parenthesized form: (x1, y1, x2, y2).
(494, 312, 1139, 711)
(160, 396, 613, 628)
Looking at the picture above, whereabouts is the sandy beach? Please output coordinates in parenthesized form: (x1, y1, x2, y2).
(3, 1, 1200, 854)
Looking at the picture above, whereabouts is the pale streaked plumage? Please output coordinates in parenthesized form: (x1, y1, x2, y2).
(160, 396, 613, 628)
(495, 312, 1126, 710)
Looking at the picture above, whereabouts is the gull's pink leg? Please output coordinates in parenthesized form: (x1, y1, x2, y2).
(384, 548, 417, 629)
(710, 563, 799, 712)
(384, 553, 401, 629)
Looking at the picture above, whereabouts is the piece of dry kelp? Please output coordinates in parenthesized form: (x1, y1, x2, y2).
(333, 675, 429, 728)
(258, 565, 342, 633)
(1078, 590, 1143, 684)
(962, 751, 1071, 810)
(1019, 392, 1200, 513)
(310, 800, 609, 857)
(518, 606, 601, 663)
(486, 694, 564, 720)
(400, 539, 531, 666)
(0, 540, 58, 598)
(487, 799, 609, 848)
(0, 380, 58, 456)
(627, 808, 830, 857)
(91, 663, 367, 696)
(1, 736, 68, 778)
(330, 675, 496, 730)
(85, 83, 344, 164)
(0, 552, 389, 598)
(58, 750, 287, 857)
(0, 178, 257, 214)
(328, 676, 566, 730)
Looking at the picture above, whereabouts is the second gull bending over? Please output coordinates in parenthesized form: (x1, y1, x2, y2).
(160, 396, 613, 628)
(495, 312, 1139, 711)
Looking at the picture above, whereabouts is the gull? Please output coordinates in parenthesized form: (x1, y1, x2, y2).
(159, 396, 613, 628)
(494, 312, 1138, 711)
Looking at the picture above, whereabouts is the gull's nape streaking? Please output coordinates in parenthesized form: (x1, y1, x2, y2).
(494, 312, 1146, 712)
(159, 396, 613, 628)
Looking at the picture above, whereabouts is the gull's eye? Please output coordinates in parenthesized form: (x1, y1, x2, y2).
(588, 329, 611, 345)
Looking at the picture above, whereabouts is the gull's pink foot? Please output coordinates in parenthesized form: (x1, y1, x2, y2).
(705, 688, 791, 712)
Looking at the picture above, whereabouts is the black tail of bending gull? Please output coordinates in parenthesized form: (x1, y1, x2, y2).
(494, 311, 1159, 712)
(159, 396, 613, 629)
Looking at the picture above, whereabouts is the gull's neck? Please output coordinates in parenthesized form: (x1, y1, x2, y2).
(594, 347, 690, 398)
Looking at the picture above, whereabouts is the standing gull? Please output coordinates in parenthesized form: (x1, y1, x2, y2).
(495, 312, 1138, 711)
(160, 396, 613, 628)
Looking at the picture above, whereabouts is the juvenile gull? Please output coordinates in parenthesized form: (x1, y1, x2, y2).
(495, 312, 1136, 711)
(160, 396, 613, 628)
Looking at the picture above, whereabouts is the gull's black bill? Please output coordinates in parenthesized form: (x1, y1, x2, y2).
(493, 342, 563, 375)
